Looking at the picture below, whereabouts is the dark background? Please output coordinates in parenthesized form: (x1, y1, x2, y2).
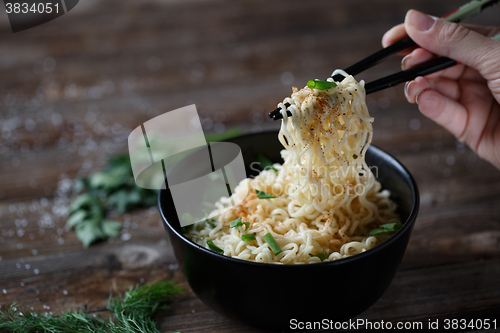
(0, 1, 499, 331)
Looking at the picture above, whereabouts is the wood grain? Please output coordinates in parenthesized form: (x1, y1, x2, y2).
(1, 0, 499, 332)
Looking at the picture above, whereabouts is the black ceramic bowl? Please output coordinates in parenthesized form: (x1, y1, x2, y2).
(159, 131, 419, 332)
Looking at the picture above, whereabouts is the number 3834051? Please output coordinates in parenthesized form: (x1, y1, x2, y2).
(5, 2, 60, 14)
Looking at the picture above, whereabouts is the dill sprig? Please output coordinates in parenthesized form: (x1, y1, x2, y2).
(0, 279, 184, 333)
(107, 279, 183, 329)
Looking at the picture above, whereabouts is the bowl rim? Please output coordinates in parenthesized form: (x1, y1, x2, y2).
(159, 130, 420, 269)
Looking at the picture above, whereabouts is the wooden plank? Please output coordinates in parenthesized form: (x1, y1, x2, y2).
(1, 0, 500, 331)
(156, 259, 500, 332)
(1, 224, 499, 332)
(3, 246, 497, 331)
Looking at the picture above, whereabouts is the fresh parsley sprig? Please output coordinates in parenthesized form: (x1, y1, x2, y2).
(67, 155, 158, 247)
(68, 128, 243, 248)
(0, 279, 183, 332)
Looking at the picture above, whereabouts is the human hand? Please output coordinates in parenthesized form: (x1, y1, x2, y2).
(382, 10, 500, 169)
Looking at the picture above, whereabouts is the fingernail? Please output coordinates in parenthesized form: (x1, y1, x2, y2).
(406, 9, 436, 32)
(415, 90, 425, 105)
(404, 81, 412, 100)
(402, 54, 411, 70)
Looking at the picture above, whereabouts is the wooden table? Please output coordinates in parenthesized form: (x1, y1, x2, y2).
(1, 0, 499, 331)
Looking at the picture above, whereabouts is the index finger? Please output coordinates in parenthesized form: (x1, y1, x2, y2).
(381, 24, 411, 56)
(381, 23, 500, 54)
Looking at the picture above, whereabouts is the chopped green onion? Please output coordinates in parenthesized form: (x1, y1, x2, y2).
(231, 217, 251, 231)
(368, 222, 403, 236)
(307, 80, 337, 90)
(206, 219, 216, 228)
(309, 250, 329, 261)
(257, 153, 278, 173)
(263, 232, 282, 255)
(207, 239, 224, 254)
(230, 217, 243, 228)
(256, 190, 276, 199)
(241, 234, 256, 242)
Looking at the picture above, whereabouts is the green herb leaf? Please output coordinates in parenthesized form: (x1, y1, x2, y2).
(89, 171, 123, 191)
(256, 153, 278, 172)
(263, 232, 282, 255)
(230, 217, 243, 228)
(241, 234, 256, 241)
(307, 79, 337, 90)
(256, 190, 276, 199)
(231, 217, 250, 231)
(66, 209, 87, 228)
(106, 154, 133, 170)
(68, 193, 96, 214)
(75, 219, 105, 248)
(101, 219, 122, 238)
(309, 250, 329, 261)
(141, 190, 159, 207)
(107, 189, 142, 213)
(107, 279, 184, 320)
(368, 222, 404, 236)
(0, 279, 183, 332)
(206, 219, 216, 228)
(72, 178, 87, 194)
(207, 239, 224, 254)
(205, 127, 242, 142)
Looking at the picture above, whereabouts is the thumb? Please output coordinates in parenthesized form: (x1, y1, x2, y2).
(404, 9, 500, 81)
